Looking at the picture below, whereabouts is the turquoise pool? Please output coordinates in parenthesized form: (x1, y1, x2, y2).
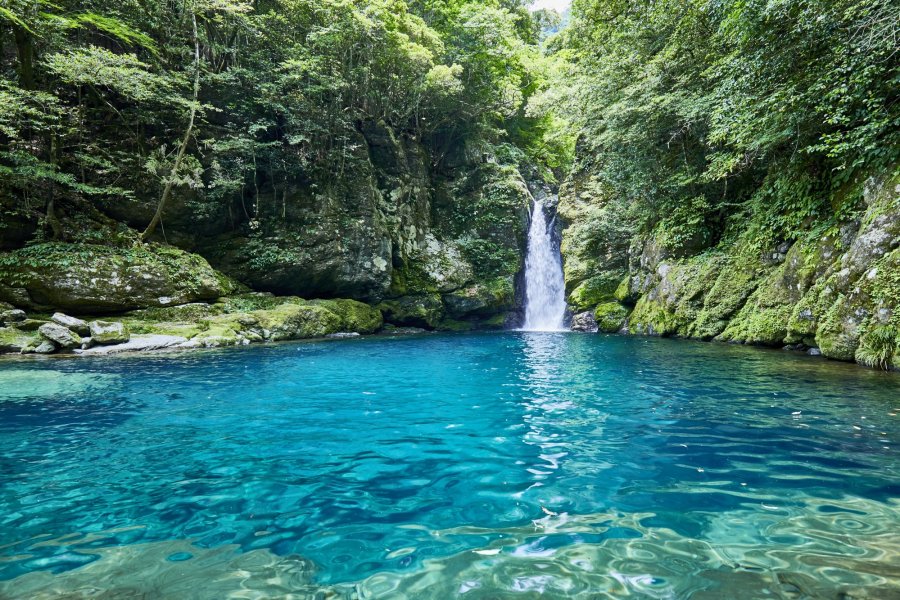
(0, 333, 898, 598)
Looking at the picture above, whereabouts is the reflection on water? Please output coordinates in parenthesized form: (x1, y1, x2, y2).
(0, 333, 898, 598)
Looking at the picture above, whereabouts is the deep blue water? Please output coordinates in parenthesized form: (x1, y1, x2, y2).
(0, 333, 898, 598)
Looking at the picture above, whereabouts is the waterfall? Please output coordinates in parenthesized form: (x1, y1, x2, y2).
(522, 198, 567, 331)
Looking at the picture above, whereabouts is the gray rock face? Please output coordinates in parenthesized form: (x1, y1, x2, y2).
(0, 243, 232, 314)
(88, 321, 130, 345)
(38, 323, 82, 349)
(79, 334, 188, 356)
(0, 309, 26, 325)
(571, 311, 599, 333)
(51, 313, 89, 335)
(34, 341, 57, 354)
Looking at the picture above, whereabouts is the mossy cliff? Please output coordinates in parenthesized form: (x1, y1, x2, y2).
(560, 169, 900, 370)
(0, 122, 534, 344)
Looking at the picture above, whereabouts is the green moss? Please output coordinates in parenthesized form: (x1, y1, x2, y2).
(0, 327, 38, 353)
(568, 273, 622, 311)
(377, 294, 444, 329)
(310, 299, 382, 333)
(127, 303, 224, 322)
(629, 295, 681, 336)
(478, 313, 508, 330)
(720, 304, 793, 346)
(689, 256, 760, 340)
(121, 319, 203, 339)
(253, 303, 342, 340)
(219, 293, 304, 313)
(594, 302, 630, 333)
(436, 319, 476, 332)
(613, 276, 636, 304)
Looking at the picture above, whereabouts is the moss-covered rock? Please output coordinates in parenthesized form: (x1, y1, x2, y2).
(0, 243, 234, 314)
(0, 327, 37, 353)
(377, 294, 444, 329)
(38, 322, 81, 349)
(442, 277, 514, 319)
(253, 303, 343, 341)
(310, 299, 383, 334)
(568, 273, 621, 311)
(88, 320, 130, 345)
(594, 302, 630, 333)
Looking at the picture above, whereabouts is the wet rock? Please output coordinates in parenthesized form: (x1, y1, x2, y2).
(88, 320, 130, 345)
(326, 332, 361, 339)
(51, 313, 89, 335)
(571, 311, 599, 333)
(38, 323, 82, 349)
(808, 347, 822, 357)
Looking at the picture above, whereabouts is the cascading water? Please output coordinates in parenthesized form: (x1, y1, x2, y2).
(522, 198, 567, 331)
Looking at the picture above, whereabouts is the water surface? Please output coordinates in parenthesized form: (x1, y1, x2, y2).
(0, 333, 898, 598)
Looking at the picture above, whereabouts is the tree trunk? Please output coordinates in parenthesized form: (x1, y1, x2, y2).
(141, 12, 201, 242)
(13, 24, 34, 90)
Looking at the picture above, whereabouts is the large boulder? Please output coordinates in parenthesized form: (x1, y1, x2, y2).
(252, 303, 343, 341)
(51, 313, 89, 335)
(0, 243, 234, 314)
(571, 311, 599, 333)
(88, 320, 131, 345)
(38, 322, 81, 349)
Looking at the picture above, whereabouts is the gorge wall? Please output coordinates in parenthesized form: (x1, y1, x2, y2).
(0, 122, 534, 333)
(559, 166, 900, 370)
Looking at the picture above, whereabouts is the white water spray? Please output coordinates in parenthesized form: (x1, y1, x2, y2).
(522, 199, 567, 331)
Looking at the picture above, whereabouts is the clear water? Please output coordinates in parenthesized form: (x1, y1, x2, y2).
(522, 201, 567, 331)
(0, 333, 898, 599)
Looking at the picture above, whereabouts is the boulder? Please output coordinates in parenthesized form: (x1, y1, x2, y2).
(51, 313, 89, 335)
(594, 302, 630, 333)
(88, 320, 130, 345)
(38, 323, 82, 349)
(0, 309, 26, 325)
(0, 243, 234, 314)
(571, 311, 599, 333)
(252, 303, 343, 341)
(34, 341, 57, 354)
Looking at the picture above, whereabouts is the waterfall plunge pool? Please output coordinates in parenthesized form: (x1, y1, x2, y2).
(0, 332, 898, 598)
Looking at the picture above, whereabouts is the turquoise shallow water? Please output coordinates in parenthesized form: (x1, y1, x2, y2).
(0, 332, 898, 598)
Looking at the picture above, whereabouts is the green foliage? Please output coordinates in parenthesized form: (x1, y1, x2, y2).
(549, 0, 899, 249)
(1, 0, 565, 245)
(856, 325, 898, 370)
